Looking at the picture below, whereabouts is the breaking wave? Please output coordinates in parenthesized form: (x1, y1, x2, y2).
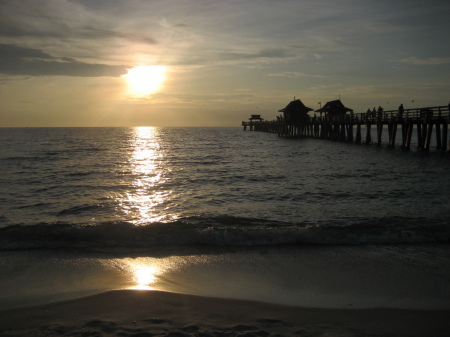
(1, 215, 449, 251)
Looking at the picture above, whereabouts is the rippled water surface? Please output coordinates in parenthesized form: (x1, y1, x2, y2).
(0, 127, 449, 248)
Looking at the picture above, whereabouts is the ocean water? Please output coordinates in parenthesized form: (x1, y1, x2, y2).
(0, 127, 449, 310)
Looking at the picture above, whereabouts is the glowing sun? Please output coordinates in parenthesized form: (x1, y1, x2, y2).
(126, 65, 166, 96)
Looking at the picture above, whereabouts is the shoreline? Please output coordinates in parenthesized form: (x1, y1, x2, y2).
(1, 290, 449, 337)
(1, 245, 450, 313)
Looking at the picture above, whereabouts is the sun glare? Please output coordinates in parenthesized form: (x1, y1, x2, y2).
(132, 265, 158, 290)
(126, 65, 166, 97)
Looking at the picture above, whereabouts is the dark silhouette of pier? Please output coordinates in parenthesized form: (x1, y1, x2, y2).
(242, 104, 450, 152)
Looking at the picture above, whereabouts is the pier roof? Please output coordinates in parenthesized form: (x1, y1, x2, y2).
(248, 114, 263, 121)
(315, 99, 353, 115)
(278, 99, 313, 124)
(278, 99, 313, 114)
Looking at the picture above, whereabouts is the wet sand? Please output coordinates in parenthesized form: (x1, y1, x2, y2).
(0, 290, 449, 337)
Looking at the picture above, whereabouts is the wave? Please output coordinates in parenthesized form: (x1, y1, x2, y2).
(16, 202, 52, 209)
(56, 204, 110, 216)
(4, 156, 57, 162)
(0, 215, 449, 251)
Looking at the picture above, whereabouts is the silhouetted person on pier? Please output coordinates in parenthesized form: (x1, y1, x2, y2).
(398, 104, 404, 120)
(371, 107, 376, 121)
(377, 106, 383, 121)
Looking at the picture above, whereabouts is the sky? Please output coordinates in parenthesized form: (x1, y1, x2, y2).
(1, 0, 449, 127)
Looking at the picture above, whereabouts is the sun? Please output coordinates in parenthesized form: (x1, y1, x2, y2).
(125, 65, 166, 97)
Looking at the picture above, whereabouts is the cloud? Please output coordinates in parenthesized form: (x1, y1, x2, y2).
(1, 44, 53, 60)
(268, 72, 326, 78)
(202, 47, 301, 68)
(0, 44, 128, 77)
(0, 14, 157, 44)
(0, 0, 157, 64)
(394, 57, 450, 65)
(77, 26, 156, 44)
(364, 21, 409, 33)
(141, 92, 257, 104)
(218, 48, 293, 61)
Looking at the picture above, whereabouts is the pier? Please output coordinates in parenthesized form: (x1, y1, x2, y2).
(242, 104, 450, 152)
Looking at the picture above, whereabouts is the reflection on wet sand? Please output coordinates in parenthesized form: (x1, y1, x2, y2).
(131, 265, 158, 290)
(122, 257, 165, 290)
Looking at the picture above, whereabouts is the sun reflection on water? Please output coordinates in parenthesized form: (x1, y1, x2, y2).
(119, 126, 177, 224)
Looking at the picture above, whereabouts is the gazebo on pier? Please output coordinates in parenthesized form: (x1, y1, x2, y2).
(278, 99, 313, 123)
(315, 99, 353, 116)
(249, 114, 264, 121)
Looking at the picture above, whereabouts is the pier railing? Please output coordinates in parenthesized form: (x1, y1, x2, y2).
(242, 105, 450, 152)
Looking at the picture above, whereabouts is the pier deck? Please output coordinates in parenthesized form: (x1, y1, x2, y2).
(242, 105, 450, 152)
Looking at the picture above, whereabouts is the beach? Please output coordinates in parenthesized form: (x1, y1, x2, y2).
(1, 290, 449, 337)
(1, 245, 449, 336)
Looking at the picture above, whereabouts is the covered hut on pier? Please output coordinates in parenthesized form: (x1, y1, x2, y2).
(248, 114, 264, 121)
(315, 99, 353, 116)
(278, 99, 313, 124)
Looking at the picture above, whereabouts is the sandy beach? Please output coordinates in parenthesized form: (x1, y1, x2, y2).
(0, 290, 449, 337)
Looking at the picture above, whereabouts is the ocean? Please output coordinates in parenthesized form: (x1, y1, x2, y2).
(1, 127, 449, 311)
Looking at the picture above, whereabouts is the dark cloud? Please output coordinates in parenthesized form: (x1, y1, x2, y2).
(0, 12, 157, 45)
(0, 23, 62, 39)
(79, 26, 157, 44)
(257, 48, 293, 58)
(1, 44, 53, 60)
(218, 47, 295, 62)
(0, 44, 129, 77)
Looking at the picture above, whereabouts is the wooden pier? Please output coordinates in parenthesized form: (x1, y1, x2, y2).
(242, 105, 450, 152)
